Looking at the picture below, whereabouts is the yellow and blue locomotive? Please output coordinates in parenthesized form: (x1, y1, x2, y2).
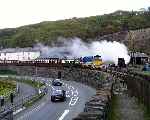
(92, 55, 103, 68)
(81, 55, 103, 68)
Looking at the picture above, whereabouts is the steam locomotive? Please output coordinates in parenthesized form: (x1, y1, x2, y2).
(0, 56, 126, 69)
(81, 55, 103, 68)
(0, 55, 104, 68)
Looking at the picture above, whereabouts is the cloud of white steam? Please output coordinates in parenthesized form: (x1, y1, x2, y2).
(35, 38, 130, 64)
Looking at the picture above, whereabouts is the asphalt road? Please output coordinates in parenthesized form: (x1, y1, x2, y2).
(14, 82, 37, 103)
(13, 77, 96, 120)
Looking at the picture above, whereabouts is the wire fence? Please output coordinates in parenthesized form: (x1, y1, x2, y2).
(0, 92, 36, 111)
(0, 92, 45, 120)
(0, 75, 47, 120)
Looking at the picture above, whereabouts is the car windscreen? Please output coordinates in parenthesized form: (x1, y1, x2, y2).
(52, 82, 62, 86)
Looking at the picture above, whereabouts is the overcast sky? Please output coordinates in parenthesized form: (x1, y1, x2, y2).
(0, 0, 149, 29)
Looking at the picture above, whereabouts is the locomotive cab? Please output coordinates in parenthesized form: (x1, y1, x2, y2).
(92, 55, 103, 68)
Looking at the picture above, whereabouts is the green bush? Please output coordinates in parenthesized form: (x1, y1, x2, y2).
(0, 79, 16, 96)
(0, 70, 17, 75)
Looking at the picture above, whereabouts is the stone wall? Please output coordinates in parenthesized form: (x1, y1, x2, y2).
(0, 65, 110, 89)
(107, 69, 150, 110)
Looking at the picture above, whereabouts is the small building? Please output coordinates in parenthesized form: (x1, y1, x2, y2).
(0, 48, 41, 61)
(129, 52, 149, 65)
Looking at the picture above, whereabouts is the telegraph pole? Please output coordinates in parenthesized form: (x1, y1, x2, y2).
(127, 11, 136, 66)
(128, 31, 135, 65)
(35, 65, 39, 88)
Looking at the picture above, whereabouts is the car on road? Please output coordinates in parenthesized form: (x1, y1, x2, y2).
(52, 79, 63, 86)
(51, 89, 66, 102)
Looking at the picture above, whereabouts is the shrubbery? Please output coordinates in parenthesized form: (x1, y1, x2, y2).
(0, 79, 16, 96)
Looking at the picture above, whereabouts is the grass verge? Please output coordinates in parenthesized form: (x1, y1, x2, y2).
(141, 71, 150, 76)
(23, 93, 45, 107)
(108, 95, 120, 120)
(144, 107, 150, 120)
(0, 70, 17, 75)
(17, 79, 45, 88)
(138, 102, 150, 120)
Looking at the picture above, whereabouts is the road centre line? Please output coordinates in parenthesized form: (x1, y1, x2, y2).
(58, 109, 70, 120)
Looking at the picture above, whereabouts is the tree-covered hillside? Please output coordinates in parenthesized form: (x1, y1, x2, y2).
(0, 9, 150, 48)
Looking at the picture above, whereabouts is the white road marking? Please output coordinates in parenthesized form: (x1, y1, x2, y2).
(13, 107, 26, 115)
(51, 86, 54, 90)
(70, 97, 79, 106)
(71, 90, 74, 96)
(0, 75, 8, 77)
(73, 94, 78, 97)
(67, 84, 79, 106)
(58, 109, 69, 120)
(68, 86, 71, 89)
(69, 87, 79, 106)
(73, 90, 78, 97)
(66, 91, 70, 98)
(70, 86, 74, 90)
(69, 98, 76, 106)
